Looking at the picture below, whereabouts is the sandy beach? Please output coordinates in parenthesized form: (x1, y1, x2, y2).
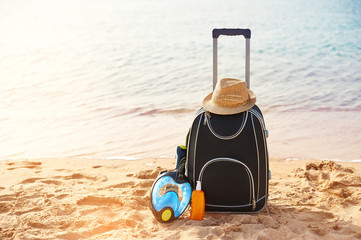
(1, 157, 360, 240)
(1, 0, 360, 239)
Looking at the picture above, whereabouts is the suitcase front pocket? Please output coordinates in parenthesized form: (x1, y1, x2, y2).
(198, 158, 256, 210)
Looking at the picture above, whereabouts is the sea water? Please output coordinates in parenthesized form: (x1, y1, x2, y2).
(1, 0, 360, 161)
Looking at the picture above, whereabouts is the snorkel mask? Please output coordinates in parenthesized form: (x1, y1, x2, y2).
(150, 170, 192, 223)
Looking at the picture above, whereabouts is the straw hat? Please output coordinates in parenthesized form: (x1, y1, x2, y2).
(202, 78, 256, 115)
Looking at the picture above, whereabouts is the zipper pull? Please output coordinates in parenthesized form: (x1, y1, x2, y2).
(203, 112, 211, 125)
(252, 198, 256, 210)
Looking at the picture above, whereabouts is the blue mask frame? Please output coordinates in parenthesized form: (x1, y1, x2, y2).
(150, 170, 192, 223)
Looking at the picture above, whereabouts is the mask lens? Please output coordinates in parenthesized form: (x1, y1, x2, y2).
(158, 183, 183, 202)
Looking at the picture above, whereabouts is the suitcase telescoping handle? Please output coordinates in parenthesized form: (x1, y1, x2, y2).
(212, 28, 251, 90)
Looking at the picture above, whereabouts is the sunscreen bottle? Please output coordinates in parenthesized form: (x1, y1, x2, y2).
(190, 181, 205, 220)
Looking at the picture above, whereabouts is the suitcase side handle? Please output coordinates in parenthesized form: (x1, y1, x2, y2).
(213, 28, 251, 90)
(212, 28, 251, 39)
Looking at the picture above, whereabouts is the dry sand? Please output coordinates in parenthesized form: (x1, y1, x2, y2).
(0, 158, 360, 240)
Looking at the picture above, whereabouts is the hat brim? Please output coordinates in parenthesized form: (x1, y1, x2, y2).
(202, 90, 256, 115)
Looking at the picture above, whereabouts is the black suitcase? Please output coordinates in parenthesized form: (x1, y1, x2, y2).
(185, 29, 269, 213)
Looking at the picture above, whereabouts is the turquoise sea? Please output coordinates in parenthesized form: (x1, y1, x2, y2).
(1, 0, 360, 161)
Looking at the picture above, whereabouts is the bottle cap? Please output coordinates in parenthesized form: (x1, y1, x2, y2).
(196, 181, 201, 191)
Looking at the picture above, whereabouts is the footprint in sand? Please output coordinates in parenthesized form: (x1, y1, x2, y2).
(55, 194, 69, 200)
(0, 201, 11, 214)
(19, 178, 62, 185)
(128, 167, 163, 179)
(41, 180, 62, 185)
(0, 194, 16, 214)
(293, 161, 361, 207)
(136, 179, 154, 188)
(14, 207, 43, 216)
(63, 173, 98, 181)
(0, 194, 17, 202)
(131, 189, 147, 196)
(20, 178, 44, 184)
(109, 181, 135, 188)
(62, 173, 108, 183)
(6, 161, 42, 171)
(77, 196, 124, 206)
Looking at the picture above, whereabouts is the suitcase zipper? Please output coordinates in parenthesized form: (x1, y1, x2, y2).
(197, 157, 256, 209)
(203, 111, 211, 125)
(203, 111, 248, 140)
(249, 109, 269, 201)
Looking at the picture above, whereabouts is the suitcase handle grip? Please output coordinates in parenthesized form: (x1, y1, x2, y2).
(213, 28, 251, 89)
(212, 28, 251, 39)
